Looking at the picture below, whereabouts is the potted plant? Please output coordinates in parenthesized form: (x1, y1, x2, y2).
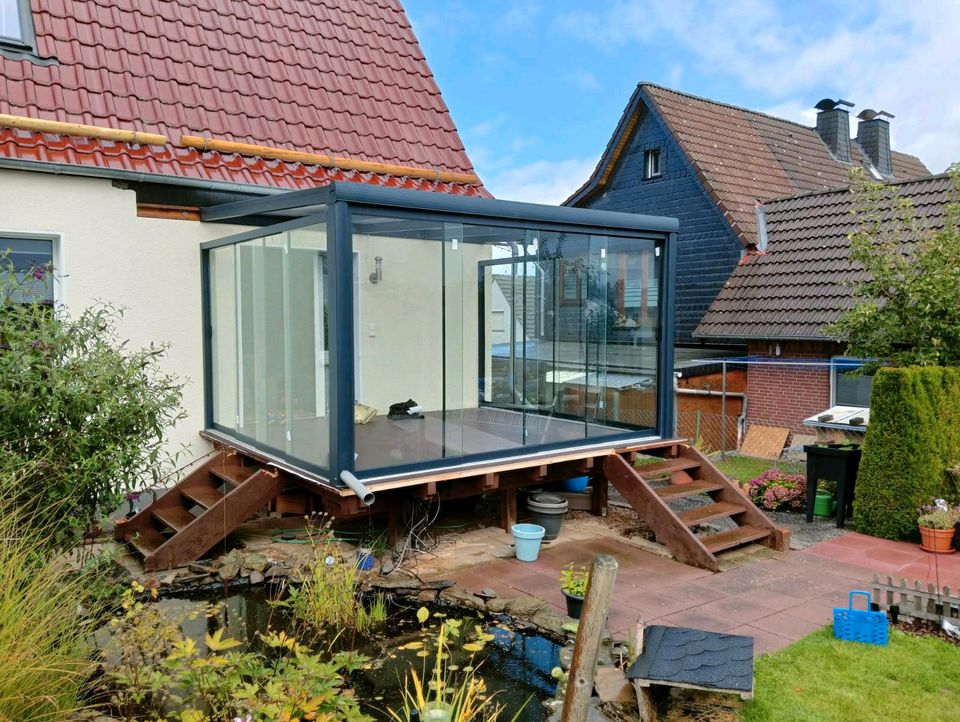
(917, 499, 959, 554)
(560, 563, 589, 619)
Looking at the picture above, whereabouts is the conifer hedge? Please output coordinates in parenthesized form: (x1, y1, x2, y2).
(854, 367, 960, 539)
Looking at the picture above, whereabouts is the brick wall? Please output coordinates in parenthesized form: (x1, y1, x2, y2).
(744, 340, 844, 436)
(571, 95, 743, 344)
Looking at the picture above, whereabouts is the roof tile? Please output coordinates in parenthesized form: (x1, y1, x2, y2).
(696, 174, 955, 340)
(0, 0, 485, 195)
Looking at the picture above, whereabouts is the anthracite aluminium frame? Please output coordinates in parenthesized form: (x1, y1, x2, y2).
(201, 182, 679, 487)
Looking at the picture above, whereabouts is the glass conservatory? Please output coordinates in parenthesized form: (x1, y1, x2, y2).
(201, 183, 678, 486)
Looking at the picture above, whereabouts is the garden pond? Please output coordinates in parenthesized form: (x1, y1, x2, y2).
(94, 586, 562, 721)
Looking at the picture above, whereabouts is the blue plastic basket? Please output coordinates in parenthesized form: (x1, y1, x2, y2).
(833, 591, 888, 646)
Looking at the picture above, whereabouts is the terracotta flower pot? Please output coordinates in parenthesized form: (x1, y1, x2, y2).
(919, 526, 956, 554)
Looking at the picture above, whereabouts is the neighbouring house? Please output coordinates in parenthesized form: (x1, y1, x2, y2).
(695, 173, 956, 439)
(0, 0, 487, 460)
(564, 84, 930, 346)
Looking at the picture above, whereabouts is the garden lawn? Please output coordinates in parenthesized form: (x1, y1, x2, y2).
(714, 454, 803, 484)
(741, 627, 959, 722)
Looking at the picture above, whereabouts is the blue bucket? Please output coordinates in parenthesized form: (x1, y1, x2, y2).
(356, 548, 375, 571)
(512, 523, 546, 562)
(561, 475, 589, 493)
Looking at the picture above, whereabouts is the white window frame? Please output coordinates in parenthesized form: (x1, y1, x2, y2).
(644, 148, 662, 179)
(0, 230, 63, 305)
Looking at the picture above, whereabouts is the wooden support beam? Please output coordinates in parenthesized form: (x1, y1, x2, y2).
(137, 203, 202, 221)
(591, 475, 608, 517)
(388, 504, 404, 546)
(562, 554, 619, 722)
(0, 112, 167, 146)
(500, 488, 517, 532)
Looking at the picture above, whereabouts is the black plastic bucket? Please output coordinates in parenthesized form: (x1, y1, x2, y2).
(526, 492, 569, 540)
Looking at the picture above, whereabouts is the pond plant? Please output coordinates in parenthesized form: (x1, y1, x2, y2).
(102, 582, 372, 722)
(277, 516, 388, 636)
(387, 608, 526, 722)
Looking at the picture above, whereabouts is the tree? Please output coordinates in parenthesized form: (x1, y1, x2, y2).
(0, 257, 186, 541)
(826, 164, 960, 368)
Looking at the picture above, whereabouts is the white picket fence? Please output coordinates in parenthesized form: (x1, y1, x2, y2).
(871, 575, 960, 623)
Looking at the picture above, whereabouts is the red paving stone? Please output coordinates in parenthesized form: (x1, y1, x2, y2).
(430, 528, 960, 657)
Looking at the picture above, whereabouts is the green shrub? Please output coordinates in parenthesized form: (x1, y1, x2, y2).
(855, 367, 960, 539)
(0, 258, 186, 541)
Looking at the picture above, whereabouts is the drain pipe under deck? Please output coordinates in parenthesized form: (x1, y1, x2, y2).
(339, 470, 376, 507)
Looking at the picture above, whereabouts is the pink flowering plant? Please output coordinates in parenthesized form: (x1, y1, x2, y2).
(745, 468, 808, 511)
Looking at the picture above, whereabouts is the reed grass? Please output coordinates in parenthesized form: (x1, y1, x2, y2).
(0, 464, 98, 721)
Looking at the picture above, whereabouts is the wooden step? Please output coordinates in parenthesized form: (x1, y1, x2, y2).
(635, 457, 701, 478)
(656, 479, 725, 500)
(700, 525, 772, 553)
(181, 484, 225, 510)
(128, 527, 166, 557)
(678, 501, 747, 526)
(154, 505, 197, 532)
(210, 463, 259, 487)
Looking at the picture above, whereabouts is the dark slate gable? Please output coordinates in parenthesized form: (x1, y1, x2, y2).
(568, 91, 743, 343)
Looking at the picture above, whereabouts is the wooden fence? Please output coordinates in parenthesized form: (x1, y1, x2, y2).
(871, 575, 960, 623)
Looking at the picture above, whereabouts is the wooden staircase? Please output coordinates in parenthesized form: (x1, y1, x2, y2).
(604, 443, 789, 572)
(115, 450, 286, 572)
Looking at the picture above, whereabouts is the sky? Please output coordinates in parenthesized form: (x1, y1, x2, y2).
(405, 0, 960, 204)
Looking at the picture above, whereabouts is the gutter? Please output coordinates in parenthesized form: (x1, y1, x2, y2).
(0, 156, 290, 197)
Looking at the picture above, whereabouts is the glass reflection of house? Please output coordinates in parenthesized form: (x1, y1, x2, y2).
(202, 183, 678, 486)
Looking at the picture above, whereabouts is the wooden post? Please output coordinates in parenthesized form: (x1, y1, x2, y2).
(630, 618, 657, 722)
(590, 475, 608, 517)
(500, 488, 517, 533)
(561, 554, 618, 722)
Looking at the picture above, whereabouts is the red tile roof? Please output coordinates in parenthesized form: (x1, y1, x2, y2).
(0, 0, 486, 195)
(569, 84, 930, 243)
(695, 174, 955, 340)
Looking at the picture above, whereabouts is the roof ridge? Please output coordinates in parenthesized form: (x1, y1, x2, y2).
(639, 82, 819, 133)
(762, 171, 950, 206)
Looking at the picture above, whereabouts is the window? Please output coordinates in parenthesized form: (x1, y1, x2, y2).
(0, 0, 23, 43)
(644, 148, 662, 179)
(559, 259, 583, 304)
(832, 358, 873, 407)
(1, 236, 54, 303)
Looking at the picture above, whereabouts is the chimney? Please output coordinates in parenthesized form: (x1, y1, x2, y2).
(857, 109, 895, 177)
(814, 98, 854, 163)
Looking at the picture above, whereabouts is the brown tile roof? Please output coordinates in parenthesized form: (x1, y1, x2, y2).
(0, 0, 486, 195)
(695, 174, 954, 341)
(568, 84, 930, 242)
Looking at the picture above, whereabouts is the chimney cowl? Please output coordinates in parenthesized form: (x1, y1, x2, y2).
(814, 98, 854, 164)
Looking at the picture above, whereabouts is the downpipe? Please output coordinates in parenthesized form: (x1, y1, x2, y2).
(339, 470, 376, 507)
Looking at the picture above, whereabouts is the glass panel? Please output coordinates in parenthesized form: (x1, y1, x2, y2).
(207, 218, 329, 470)
(350, 212, 659, 473)
(834, 359, 872, 407)
(208, 245, 238, 433)
(0, 0, 22, 41)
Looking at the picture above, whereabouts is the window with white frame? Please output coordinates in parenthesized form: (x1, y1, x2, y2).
(831, 357, 873, 407)
(644, 148, 662, 179)
(1, 236, 55, 303)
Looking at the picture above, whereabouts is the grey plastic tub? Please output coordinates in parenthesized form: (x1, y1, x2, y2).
(526, 492, 569, 540)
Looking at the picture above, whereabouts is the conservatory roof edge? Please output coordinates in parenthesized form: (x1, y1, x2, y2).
(203, 182, 679, 234)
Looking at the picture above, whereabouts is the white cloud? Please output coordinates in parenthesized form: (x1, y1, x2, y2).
(555, 0, 960, 171)
(570, 68, 601, 93)
(481, 158, 599, 205)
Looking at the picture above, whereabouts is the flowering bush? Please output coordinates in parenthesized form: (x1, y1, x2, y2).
(745, 468, 808, 511)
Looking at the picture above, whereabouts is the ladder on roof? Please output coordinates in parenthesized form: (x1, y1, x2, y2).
(604, 443, 789, 572)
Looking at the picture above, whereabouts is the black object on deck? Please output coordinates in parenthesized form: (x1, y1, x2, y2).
(804, 443, 862, 528)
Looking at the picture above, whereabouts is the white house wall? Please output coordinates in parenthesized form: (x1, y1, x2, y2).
(0, 169, 252, 465)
